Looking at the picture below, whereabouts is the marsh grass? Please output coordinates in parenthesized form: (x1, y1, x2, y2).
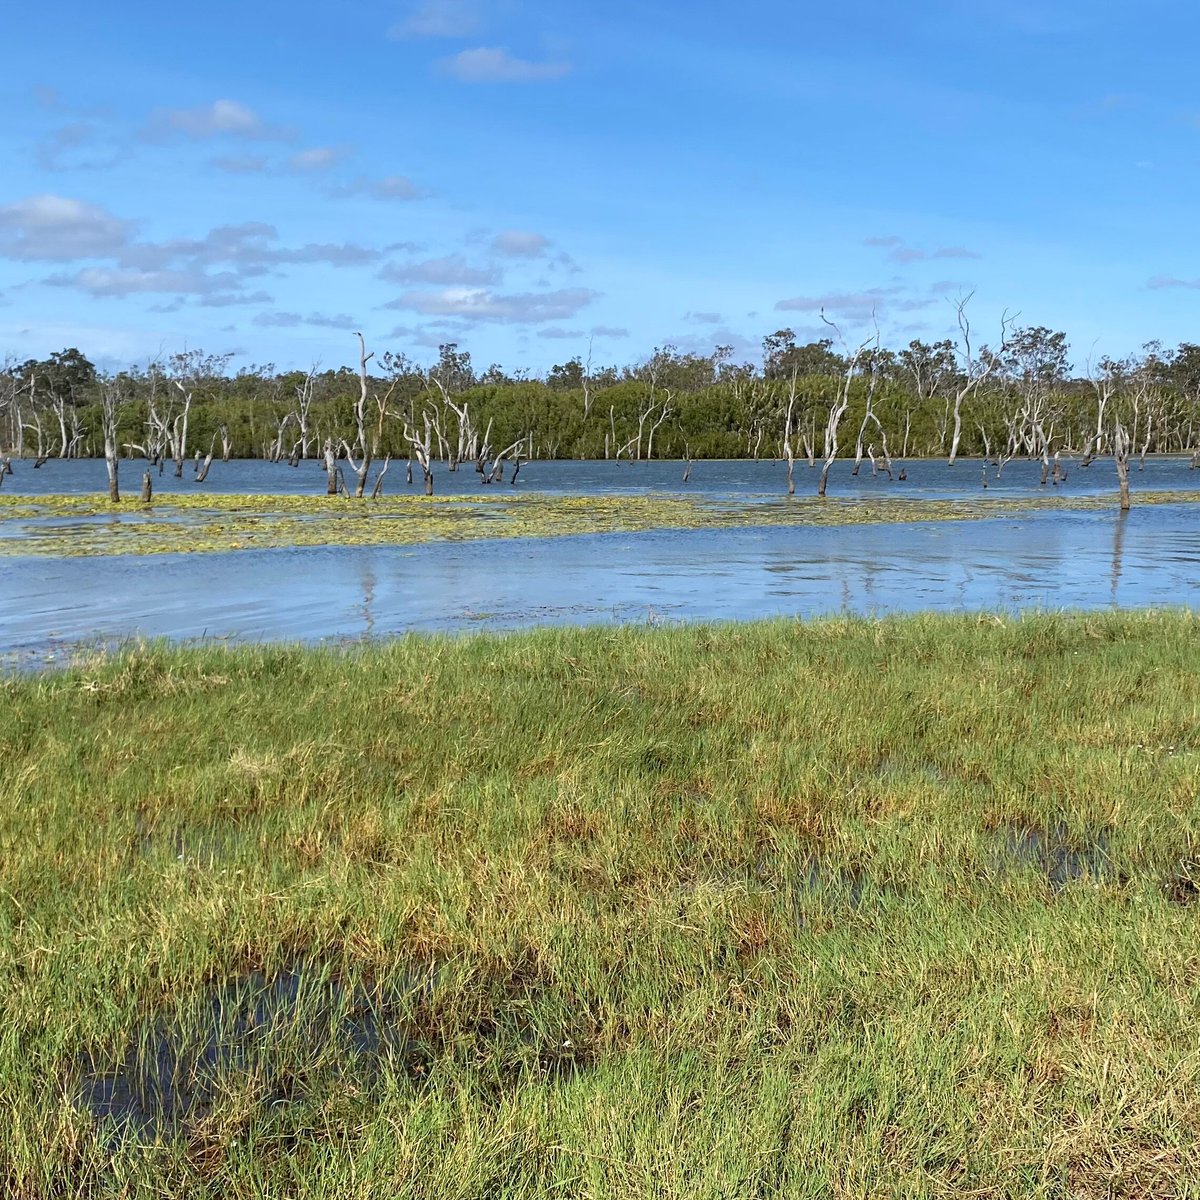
(4, 612, 1200, 1196)
(4, 488, 1200, 556)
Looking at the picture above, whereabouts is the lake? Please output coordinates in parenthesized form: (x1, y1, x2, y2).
(3, 452, 1198, 666)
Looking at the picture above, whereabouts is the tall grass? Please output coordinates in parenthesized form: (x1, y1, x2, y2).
(3, 612, 1200, 1197)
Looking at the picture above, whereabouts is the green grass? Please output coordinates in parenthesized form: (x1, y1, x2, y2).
(3, 487, 1200, 556)
(4, 612, 1200, 1196)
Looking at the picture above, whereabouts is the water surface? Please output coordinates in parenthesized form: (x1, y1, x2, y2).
(5, 505, 1196, 664)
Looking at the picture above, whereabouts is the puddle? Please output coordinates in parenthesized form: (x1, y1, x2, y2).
(998, 824, 1112, 889)
(77, 966, 423, 1142)
(76, 961, 594, 1143)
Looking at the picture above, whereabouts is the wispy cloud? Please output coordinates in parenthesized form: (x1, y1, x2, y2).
(390, 0, 482, 38)
(142, 99, 292, 142)
(388, 285, 597, 323)
(380, 254, 501, 286)
(254, 310, 357, 328)
(331, 174, 428, 201)
(211, 154, 270, 174)
(864, 235, 982, 264)
(491, 230, 552, 257)
(438, 47, 571, 83)
(288, 144, 354, 172)
(1147, 275, 1200, 290)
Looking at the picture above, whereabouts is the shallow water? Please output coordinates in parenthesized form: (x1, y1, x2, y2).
(5, 505, 1198, 663)
(4, 454, 1196, 502)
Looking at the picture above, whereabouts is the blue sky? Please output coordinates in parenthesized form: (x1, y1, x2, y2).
(1, 0, 1197, 375)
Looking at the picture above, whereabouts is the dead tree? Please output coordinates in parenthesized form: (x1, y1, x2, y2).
(100, 375, 126, 503)
(341, 334, 398, 498)
(1081, 354, 1122, 467)
(851, 345, 892, 479)
(948, 295, 1013, 465)
(195, 434, 217, 483)
(295, 365, 318, 459)
(818, 313, 878, 497)
(401, 408, 436, 494)
(167, 350, 231, 478)
(1114, 421, 1131, 511)
(782, 370, 800, 496)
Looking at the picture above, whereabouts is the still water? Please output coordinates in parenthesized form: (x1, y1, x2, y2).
(4, 502, 1198, 664)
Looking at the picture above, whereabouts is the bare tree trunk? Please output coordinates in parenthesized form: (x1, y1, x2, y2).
(1114, 422, 1131, 511)
(324, 439, 338, 495)
(370, 456, 391, 499)
(195, 435, 217, 483)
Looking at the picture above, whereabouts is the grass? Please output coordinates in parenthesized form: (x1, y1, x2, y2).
(4, 611, 1200, 1196)
(4, 487, 1200, 556)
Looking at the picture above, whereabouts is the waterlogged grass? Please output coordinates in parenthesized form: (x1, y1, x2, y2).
(5, 488, 1200, 556)
(4, 612, 1200, 1197)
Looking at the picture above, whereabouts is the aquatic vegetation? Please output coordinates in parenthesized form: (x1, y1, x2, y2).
(5, 487, 1200, 557)
(4, 613, 1200, 1195)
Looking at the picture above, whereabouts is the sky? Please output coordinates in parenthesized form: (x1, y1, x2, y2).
(1, 0, 1197, 376)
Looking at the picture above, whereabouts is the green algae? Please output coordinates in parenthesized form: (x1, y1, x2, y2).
(3, 488, 1200, 557)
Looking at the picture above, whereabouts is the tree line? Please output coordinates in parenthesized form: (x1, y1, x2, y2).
(2, 303, 1197, 505)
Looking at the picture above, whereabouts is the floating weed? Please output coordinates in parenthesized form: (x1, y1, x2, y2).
(6, 487, 1200, 557)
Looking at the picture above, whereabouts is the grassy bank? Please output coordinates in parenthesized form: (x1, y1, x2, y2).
(3, 488, 1200, 556)
(4, 612, 1200, 1197)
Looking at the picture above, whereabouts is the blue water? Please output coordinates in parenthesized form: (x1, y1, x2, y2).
(4, 503, 1199, 666)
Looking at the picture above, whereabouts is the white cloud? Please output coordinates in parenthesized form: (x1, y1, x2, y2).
(390, 285, 598, 323)
(438, 47, 570, 83)
(0, 194, 133, 261)
(591, 325, 629, 339)
(390, 0, 481, 38)
(537, 326, 584, 339)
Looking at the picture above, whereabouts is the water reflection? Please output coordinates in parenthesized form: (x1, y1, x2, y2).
(1112, 510, 1129, 604)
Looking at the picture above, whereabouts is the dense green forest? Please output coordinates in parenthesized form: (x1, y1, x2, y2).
(4, 322, 1200, 486)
